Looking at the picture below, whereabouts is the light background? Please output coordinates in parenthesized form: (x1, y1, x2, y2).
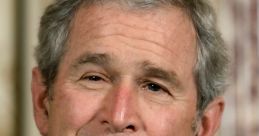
(0, 0, 258, 136)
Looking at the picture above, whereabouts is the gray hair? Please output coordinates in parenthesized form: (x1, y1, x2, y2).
(35, 0, 229, 112)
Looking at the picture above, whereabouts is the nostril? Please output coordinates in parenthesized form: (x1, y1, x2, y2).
(101, 120, 109, 124)
(101, 120, 136, 132)
(126, 124, 135, 131)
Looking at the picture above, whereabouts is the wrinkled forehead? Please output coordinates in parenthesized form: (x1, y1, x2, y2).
(69, 2, 196, 48)
(76, 0, 193, 26)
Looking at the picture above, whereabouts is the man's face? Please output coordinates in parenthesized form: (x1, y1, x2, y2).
(33, 5, 201, 136)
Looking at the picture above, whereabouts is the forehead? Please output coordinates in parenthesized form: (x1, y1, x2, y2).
(68, 3, 196, 48)
(64, 4, 197, 77)
(58, 3, 198, 94)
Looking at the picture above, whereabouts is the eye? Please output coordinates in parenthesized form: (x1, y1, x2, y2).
(141, 81, 173, 103)
(78, 73, 110, 90)
(84, 75, 103, 81)
(141, 81, 170, 95)
(146, 83, 163, 92)
(80, 72, 107, 82)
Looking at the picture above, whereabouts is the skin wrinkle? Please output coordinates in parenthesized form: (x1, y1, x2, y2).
(67, 6, 196, 70)
(32, 0, 228, 135)
(32, 3, 212, 136)
(63, 5, 197, 100)
(66, 8, 196, 74)
(72, 52, 184, 97)
(140, 61, 183, 90)
(102, 35, 195, 78)
(64, 43, 195, 134)
(111, 35, 180, 62)
(61, 38, 196, 134)
(95, 24, 166, 46)
(69, 22, 166, 47)
(70, 17, 162, 38)
(73, 12, 167, 37)
(70, 5, 194, 49)
(70, 53, 115, 84)
(69, 39, 188, 85)
(75, 4, 171, 30)
(69, 30, 196, 73)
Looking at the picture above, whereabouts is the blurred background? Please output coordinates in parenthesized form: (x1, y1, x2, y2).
(0, 0, 258, 136)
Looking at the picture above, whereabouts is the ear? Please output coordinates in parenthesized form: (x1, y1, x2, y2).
(31, 67, 50, 136)
(198, 97, 225, 136)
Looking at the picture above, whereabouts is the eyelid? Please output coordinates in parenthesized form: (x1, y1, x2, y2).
(141, 79, 172, 96)
(79, 72, 110, 82)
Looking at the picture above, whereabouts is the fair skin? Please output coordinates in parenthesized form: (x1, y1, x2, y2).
(32, 4, 224, 136)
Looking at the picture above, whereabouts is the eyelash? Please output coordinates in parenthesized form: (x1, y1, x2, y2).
(82, 75, 102, 81)
(141, 80, 171, 96)
(80, 73, 106, 82)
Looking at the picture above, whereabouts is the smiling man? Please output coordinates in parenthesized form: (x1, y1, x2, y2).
(32, 0, 229, 136)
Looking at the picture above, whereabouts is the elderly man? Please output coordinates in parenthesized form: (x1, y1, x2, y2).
(31, 0, 229, 135)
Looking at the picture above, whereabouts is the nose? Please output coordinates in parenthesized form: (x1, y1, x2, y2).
(99, 82, 142, 133)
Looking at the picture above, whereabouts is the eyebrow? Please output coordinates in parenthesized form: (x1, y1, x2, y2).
(72, 53, 111, 69)
(141, 61, 183, 90)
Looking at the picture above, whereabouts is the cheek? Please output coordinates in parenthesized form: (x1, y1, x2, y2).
(50, 86, 104, 132)
(141, 102, 196, 135)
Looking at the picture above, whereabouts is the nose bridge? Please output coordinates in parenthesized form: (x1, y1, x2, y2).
(112, 84, 134, 123)
(100, 79, 140, 132)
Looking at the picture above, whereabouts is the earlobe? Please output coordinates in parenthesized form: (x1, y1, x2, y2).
(31, 67, 50, 135)
(198, 97, 225, 136)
